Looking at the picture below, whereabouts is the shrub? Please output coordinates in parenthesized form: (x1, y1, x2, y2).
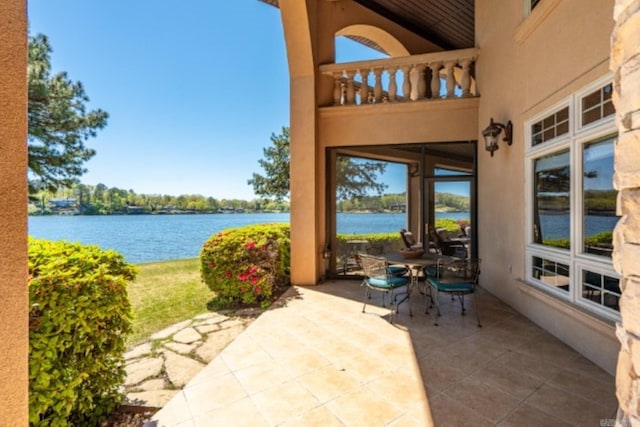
(435, 218, 468, 233)
(200, 223, 290, 308)
(336, 232, 403, 259)
(28, 238, 136, 426)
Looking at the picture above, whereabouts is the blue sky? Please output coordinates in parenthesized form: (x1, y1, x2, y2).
(28, 0, 460, 199)
(28, 1, 288, 199)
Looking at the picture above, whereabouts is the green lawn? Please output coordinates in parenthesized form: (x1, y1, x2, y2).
(127, 258, 215, 347)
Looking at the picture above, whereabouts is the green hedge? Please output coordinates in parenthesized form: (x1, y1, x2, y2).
(28, 238, 136, 426)
(200, 223, 290, 308)
(544, 231, 614, 251)
(434, 218, 468, 233)
(336, 232, 403, 261)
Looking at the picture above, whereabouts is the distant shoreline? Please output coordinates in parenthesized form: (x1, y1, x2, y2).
(28, 210, 289, 217)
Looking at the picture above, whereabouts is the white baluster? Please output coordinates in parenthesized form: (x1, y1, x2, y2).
(401, 65, 411, 101)
(460, 59, 472, 97)
(416, 64, 427, 100)
(387, 67, 397, 102)
(333, 73, 343, 105)
(444, 61, 456, 97)
(345, 70, 356, 105)
(429, 62, 442, 99)
(373, 67, 383, 103)
(359, 67, 370, 105)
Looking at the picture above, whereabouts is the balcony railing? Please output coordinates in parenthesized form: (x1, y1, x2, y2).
(319, 48, 479, 106)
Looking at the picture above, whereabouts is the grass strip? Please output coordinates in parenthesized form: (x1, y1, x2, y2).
(127, 258, 215, 347)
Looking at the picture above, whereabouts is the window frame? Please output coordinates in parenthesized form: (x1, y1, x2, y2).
(515, 0, 563, 45)
(524, 74, 620, 321)
(524, 0, 542, 16)
(575, 74, 617, 133)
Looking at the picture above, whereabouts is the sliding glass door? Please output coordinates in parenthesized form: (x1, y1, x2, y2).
(326, 141, 477, 278)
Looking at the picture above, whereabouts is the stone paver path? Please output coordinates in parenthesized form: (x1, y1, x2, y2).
(123, 308, 263, 408)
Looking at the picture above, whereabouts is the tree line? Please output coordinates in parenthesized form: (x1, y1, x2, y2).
(337, 192, 469, 213)
(32, 182, 470, 216)
(30, 183, 289, 215)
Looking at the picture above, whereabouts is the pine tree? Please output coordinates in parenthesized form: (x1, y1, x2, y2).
(28, 33, 108, 194)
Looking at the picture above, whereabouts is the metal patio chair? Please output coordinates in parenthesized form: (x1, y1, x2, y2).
(425, 258, 481, 327)
(428, 225, 468, 258)
(359, 253, 411, 322)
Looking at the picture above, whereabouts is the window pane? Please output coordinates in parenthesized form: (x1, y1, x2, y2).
(531, 107, 569, 146)
(556, 107, 569, 122)
(582, 108, 601, 126)
(581, 270, 620, 312)
(532, 256, 570, 291)
(543, 128, 555, 141)
(582, 84, 615, 126)
(603, 100, 615, 118)
(556, 121, 569, 136)
(583, 137, 618, 257)
(334, 155, 408, 276)
(434, 167, 472, 176)
(534, 150, 571, 248)
(582, 91, 601, 111)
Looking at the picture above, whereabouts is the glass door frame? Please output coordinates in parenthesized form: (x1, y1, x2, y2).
(325, 142, 477, 279)
(423, 175, 477, 259)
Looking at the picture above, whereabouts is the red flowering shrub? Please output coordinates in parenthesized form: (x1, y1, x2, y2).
(200, 223, 290, 308)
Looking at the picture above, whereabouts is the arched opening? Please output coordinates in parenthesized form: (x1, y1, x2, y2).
(336, 24, 409, 58)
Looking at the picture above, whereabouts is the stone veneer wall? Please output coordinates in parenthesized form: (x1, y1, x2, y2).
(611, 0, 640, 425)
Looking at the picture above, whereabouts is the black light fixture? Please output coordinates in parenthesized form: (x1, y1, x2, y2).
(482, 118, 513, 157)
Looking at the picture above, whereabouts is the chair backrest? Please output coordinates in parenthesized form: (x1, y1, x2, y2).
(437, 228, 451, 242)
(399, 229, 417, 249)
(358, 253, 389, 280)
(428, 225, 443, 248)
(438, 258, 481, 285)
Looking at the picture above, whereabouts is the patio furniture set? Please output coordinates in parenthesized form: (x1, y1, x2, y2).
(359, 229, 481, 326)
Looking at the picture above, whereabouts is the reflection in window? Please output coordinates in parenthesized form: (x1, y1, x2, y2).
(533, 150, 570, 248)
(583, 137, 618, 258)
(532, 256, 570, 291)
(582, 270, 620, 312)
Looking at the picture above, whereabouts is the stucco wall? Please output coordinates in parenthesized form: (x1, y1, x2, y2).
(319, 98, 479, 147)
(281, 0, 457, 284)
(282, 0, 623, 376)
(0, 0, 28, 423)
(476, 0, 618, 373)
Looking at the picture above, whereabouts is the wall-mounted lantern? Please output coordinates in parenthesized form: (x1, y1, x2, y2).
(482, 118, 513, 157)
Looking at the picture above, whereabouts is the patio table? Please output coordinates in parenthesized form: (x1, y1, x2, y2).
(385, 252, 453, 314)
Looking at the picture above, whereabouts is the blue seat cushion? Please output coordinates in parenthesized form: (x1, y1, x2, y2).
(388, 265, 409, 276)
(424, 265, 438, 278)
(366, 276, 408, 289)
(427, 278, 474, 293)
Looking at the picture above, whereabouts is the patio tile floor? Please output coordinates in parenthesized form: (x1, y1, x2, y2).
(149, 280, 617, 426)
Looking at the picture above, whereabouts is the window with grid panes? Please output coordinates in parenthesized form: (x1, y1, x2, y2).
(525, 77, 621, 319)
(531, 106, 569, 146)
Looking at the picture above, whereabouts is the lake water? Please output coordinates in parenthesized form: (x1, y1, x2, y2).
(28, 211, 616, 264)
(29, 213, 290, 264)
(30, 212, 419, 263)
